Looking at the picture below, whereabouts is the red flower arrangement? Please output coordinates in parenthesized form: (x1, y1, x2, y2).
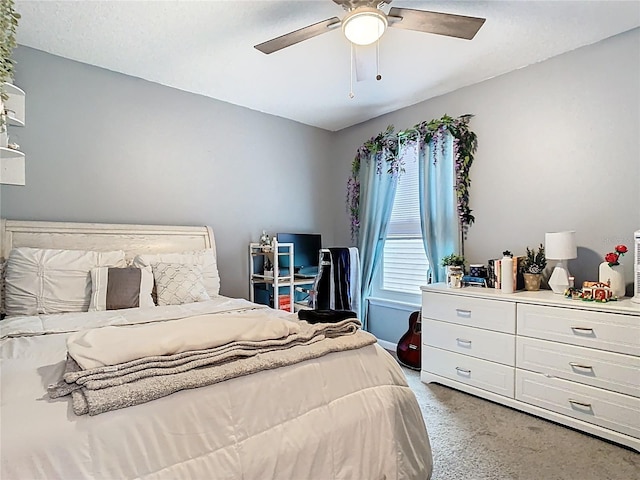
(605, 244, 628, 267)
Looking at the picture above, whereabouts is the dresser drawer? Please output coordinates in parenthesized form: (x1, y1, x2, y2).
(516, 369, 640, 439)
(422, 292, 515, 334)
(423, 318, 515, 366)
(423, 346, 514, 397)
(517, 304, 640, 356)
(517, 337, 640, 397)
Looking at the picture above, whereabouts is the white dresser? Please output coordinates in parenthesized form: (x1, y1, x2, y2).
(420, 284, 640, 451)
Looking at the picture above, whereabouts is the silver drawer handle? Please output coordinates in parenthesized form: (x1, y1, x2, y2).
(455, 367, 471, 375)
(456, 338, 472, 345)
(456, 309, 471, 318)
(571, 326, 594, 334)
(569, 399, 593, 409)
(569, 362, 593, 370)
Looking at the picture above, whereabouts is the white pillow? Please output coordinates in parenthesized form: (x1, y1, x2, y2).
(89, 266, 155, 311)
(133, 249, 220, 297)
(0, 259, 6, 315)
(151, 262, 211, 306)
(5, 247, 127, 317)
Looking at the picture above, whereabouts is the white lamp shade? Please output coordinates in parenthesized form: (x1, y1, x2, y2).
(545, 231, 577, 260)
(342, 7, 387, 46)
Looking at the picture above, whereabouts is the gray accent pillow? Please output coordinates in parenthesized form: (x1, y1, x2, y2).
(89, 267, 155, 311)
(152, 262, 211, 306)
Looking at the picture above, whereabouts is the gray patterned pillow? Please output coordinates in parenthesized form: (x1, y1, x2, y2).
(152, 262, 211, 306)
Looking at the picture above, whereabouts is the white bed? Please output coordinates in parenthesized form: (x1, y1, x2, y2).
(0, 219, 432, 479)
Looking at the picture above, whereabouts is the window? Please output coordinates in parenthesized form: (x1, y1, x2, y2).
(378, 141, 429, 299)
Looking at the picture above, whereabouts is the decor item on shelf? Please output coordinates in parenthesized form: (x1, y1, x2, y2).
(523, 273, 542, 292)
(462, 275, 487, 287)
(564, 287, 583, 300)
(259, 230, 269, 244)
(469, 264, 487, 278)
(441, 253, 465, 285)
(599, 244, 627, 298)
(263, 257, 274, 278)
(500, 250, 514, 294)
(258, 230, 275, 274)
(566, 281, 617, 302)
(586, 282, 615, 302)
(521, 243, 546, 291)
(486, 258, 498, 288)
(259, 230, 271, 248)
(447, 266, 464, 288)
(605, 244, 627, 267)
(441, 253, 465, 268)
(545, 231, 577, 294)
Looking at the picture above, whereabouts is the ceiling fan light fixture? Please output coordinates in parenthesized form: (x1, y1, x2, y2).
(342, 7, 387, 46)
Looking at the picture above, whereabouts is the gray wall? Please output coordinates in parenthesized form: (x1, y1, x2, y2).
(2, 29, 638, 344)
(331, 28, 640, 344)
(1, 46, 336, 299)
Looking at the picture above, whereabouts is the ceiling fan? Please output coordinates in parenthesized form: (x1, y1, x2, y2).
(254, 0, 486, 55)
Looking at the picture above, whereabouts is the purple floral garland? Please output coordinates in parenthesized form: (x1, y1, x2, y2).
(346, 115, 478, 241)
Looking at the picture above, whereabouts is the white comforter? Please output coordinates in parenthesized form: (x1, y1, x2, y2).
(0, 297, 433, 479)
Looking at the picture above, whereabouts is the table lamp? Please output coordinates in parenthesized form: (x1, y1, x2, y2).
(545, 231, 577, 294)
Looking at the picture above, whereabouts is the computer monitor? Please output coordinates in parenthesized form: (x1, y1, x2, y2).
(276, 233, 322, 277)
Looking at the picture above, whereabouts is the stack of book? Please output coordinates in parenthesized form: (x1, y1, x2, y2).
(278, 294, 291, 312)
(487, 256, 525, 291)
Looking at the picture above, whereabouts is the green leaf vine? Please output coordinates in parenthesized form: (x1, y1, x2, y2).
(0, 0, 20, 130)
(346, 114, 478, 241)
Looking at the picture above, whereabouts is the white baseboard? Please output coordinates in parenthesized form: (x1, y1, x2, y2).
(368, 297, 420, 311)
(377, 339, 397, 352)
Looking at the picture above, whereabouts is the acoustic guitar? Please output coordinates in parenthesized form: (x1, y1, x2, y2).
(396, 310, 421, 370)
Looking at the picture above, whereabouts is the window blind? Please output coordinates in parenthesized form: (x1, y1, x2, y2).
(382, 141, 429, 294)
(387, 142, 421, 236)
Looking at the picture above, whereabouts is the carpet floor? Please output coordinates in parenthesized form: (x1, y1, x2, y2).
(400, 366, 640, 480)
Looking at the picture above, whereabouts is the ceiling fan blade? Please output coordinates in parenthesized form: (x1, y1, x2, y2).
(388, 8, 485, 40)
(254, 17, 341, 54)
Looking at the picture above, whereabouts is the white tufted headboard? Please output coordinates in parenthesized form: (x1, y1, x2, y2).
(0, 219, 216, 314)
(1, 219, 216, 261)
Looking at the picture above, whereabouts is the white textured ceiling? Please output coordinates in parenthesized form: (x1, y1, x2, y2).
(13, 0, 640, 131)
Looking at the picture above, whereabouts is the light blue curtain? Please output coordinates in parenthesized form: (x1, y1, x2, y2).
(418, 132, 461, 283)
(357, 151, 399, 330)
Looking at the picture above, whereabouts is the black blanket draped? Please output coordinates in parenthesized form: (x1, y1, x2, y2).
(315, 248, 351, 311)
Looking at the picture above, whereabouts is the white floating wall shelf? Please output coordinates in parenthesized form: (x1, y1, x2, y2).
(3, 82, 25, 127)
(0, 147, 25, 185)
(1, 82, 26, 185)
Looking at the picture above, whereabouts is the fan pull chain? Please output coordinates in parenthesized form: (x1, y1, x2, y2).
(349, 43, 355, 99)
(376, 37, 382, 81)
